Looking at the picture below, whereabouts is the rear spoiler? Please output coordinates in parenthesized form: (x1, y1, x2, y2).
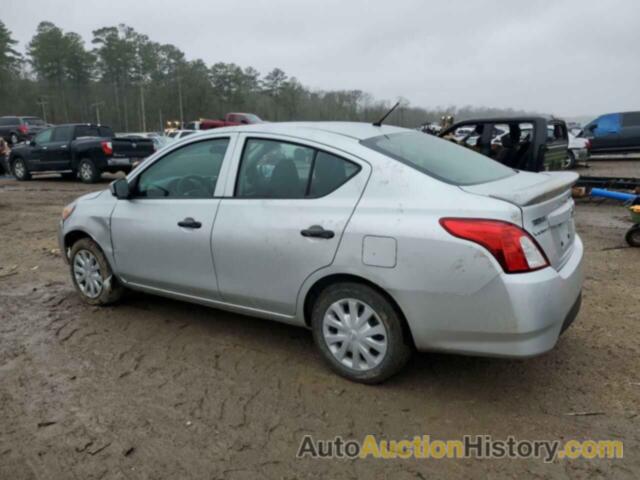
(464, 172, 579, 207)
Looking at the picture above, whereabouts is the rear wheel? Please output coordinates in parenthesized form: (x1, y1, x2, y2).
(311, 282, 412, 384)
(78, 158, 100, 183)
(12, 157, 31, 181)
(626, 225, 640, 247)
(564, 151, 577, 169)
(69, 238, 124, 305)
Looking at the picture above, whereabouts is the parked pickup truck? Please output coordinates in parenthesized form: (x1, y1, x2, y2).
(9, 123, 155, 183)
(195, 113, 264, 130)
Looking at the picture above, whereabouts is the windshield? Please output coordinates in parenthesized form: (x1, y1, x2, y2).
(361, 131, 516, 186)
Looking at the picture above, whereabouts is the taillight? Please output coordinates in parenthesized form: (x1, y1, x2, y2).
(439, 218, 549, 274)
(101, 141, 113, 156)
(18, 124, 28, 134)
(585, 139, 592, 151)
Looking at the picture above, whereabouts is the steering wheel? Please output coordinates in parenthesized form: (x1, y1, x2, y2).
(176, 175, 210, 197)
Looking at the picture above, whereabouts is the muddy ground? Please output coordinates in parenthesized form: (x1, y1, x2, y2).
(0, 162, 639, 479)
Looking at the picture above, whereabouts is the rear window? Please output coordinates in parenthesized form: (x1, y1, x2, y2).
(74, 125, 113, 138)
(23, 117, 45, 126)
(361, 131, 516, 186)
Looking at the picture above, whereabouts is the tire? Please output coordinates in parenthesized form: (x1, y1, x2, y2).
(9, 133, 18, 145)
(69, 238, 124, 305)
(564, 151, 577, 169)
(626, 225, 640, 248)
(12, 157, 31, 181)
(311, 282, 412, 384)
(78, 158, 100, 183)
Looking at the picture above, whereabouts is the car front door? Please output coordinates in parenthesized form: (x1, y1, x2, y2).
(27, 128, 54, 170)
(110, 135, 237, 299)
(45, 125, 73, 169)
(211, 135, 369, 316)
(589, 113, 621, 152)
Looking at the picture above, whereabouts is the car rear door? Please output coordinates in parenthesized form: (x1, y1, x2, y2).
(620, 112, 640, 151)
(110, 134, 237, 299)
(211, 134, 369, 316)
(543, 122, 569, 170)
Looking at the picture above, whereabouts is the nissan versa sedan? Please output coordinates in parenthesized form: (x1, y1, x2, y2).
(59, 122, 583, 383)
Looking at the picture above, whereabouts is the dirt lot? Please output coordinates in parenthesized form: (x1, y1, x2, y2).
(1, 162, 639, 479)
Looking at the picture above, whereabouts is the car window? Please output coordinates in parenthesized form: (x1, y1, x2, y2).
(236, 139, 313, 198)
(52, 125, 74, 142)
(136, 138, 229, 198)
(361, 131, 515, 186)
(622, 112, 640, 127)
(75, 125, 102, 138)
(24, 117, 45, 126)
(0, 117, 18, 126)
(592, 114, 621, 136)
(235, 139, 360, 198)
(98, 126, 114, 137)
(34, 128, 53, 144)
(309, 151, 360, 197)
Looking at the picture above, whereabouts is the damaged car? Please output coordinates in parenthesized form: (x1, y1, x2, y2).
(59, 122, 583, 383)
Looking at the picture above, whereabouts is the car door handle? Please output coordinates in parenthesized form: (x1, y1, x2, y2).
(301, 225, 335, 239)
(178, 217, 202, 229)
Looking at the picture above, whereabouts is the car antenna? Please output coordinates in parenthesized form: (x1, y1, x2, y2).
(373, 101, 400, 127)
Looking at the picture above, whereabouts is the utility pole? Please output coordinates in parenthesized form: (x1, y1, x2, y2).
(36, 98, 49, 123)
(90, 101, 105, 124)
(177, 71, 184, 128)
(138, 46, 147, 132)
(140, 82, 147, 132)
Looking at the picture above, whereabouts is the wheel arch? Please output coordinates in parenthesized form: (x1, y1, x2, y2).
(301, 272, 416, 348)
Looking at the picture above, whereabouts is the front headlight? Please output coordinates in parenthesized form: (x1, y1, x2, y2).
(62, 203, 76, 221)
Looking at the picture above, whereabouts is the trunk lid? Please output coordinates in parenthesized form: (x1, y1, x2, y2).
(462, 171, 578, 270)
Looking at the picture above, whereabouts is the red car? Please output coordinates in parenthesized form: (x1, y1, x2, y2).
(198, 113, 264, 130)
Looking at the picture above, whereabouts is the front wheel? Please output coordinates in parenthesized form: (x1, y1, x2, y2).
(69, 238, 124, 305)
(12, 157, 31, 181)
(311, 283, 412, 384)
(78, 158, 100, 183)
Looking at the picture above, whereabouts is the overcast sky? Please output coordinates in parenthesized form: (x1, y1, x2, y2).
(4, 0, 640, 118)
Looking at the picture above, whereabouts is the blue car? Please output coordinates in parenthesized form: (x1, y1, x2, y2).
(581, 111, 640, 153)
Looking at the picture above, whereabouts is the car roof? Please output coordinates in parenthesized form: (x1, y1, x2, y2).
(208, 121, 407, 141)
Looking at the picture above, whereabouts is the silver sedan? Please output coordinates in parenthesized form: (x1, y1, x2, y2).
(59, 122, 583, 383)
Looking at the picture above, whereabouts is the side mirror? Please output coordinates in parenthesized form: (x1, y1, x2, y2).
(110, 178, 131, 199)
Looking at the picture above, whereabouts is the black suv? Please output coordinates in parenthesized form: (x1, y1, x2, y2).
(0, 116, 47, 145)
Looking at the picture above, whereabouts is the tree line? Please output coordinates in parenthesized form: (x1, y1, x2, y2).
(0, 20, 534, 132)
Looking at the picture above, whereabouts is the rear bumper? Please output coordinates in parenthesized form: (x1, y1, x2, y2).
(403, 235, 584, 357)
